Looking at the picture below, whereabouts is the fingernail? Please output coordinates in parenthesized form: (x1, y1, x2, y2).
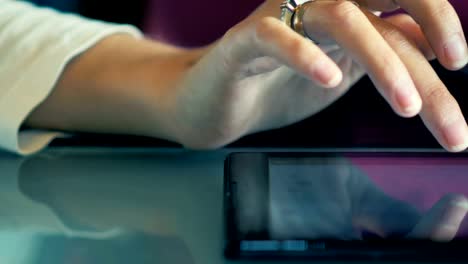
(311, 60, 342, 88)
(326, 71, 343, 87)
(396, 86, 422, 117)
(443, 121, 468, 152)
(444, 33, 468, 69)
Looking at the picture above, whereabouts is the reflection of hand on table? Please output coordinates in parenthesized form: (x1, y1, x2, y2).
(270, 158, 468, 241)
(15, 151, 217, 263)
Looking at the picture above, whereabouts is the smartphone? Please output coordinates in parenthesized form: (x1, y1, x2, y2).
(224, 151, 468, 261)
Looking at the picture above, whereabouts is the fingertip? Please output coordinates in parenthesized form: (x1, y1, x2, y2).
(441, 33, 468, 71)
(440, 57, 468, 72)
(436, 194, 468, 241)
(443, 122, 468, 153)
(446, 142, 468, 153)
(398, 98, 422, 118)
(408, 193, 468, 241)
(310, 60, 343, 88)
(323, 70, 343, 88)
(450, 195, 468, 210)
(394, 84, 423, 118)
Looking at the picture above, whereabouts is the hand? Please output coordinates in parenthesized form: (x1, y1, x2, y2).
(268, 157, 468, 241)
(166, 0, 468, 152)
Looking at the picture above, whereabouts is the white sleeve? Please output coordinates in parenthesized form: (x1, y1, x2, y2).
(0, 0, 143, 155)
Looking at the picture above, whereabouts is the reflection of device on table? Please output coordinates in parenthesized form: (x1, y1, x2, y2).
(351, 157, 468, 238)
(269, 156, 468, 240)
(225, 152, 468, 261)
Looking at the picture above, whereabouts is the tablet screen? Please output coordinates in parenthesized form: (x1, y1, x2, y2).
(268, 156, 468, 241)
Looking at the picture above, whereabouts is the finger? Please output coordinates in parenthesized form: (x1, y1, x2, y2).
(302, 1, 422, 117)
(354, 0, 400, 12)
(364, 11, 468, 152)
(356, 0, 468, 69)
(353, 187, 421, 238)
(384, 14, 436, 61)
(345, 162, 420, 238)
(220, 17, 343, 88)
(393, 0, 467, 70)
(407, 194, 468, 242)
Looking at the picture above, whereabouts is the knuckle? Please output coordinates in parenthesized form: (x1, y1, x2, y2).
(379, 27, 405, 43)
(425, 84, 449, 103)
(423, 83, 455, 113)
(254, 17, 279, 42)
(287, 37, 320, 68)
(255, 16, 322, 69)
(421, 2, 458, 29)
(328, 1, 362, 27)
(286, 36, 307, 55)
(432, 2, 456, 22)
(422, 84, 464, 131)
(380, 27, 418, 53)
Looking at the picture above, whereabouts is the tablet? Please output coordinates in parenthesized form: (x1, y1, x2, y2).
(224, 151, 468, 261)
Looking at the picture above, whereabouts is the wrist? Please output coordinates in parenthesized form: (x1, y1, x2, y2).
(26, 33, 206, 144)
(134, 42, 212, 143)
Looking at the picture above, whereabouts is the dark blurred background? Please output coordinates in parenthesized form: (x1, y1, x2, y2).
(24, 0, 468, 149)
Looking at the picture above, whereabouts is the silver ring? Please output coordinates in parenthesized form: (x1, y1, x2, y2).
(280, 0, 360, 44)
(280, 0, 319, 43)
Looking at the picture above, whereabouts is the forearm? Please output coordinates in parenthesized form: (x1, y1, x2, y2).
(25, 34, 207, 143)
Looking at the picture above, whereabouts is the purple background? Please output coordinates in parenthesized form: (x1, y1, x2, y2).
(143, 0, 468, 47)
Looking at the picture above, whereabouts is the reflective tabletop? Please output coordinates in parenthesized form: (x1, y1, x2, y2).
(0, 147, 465, 264)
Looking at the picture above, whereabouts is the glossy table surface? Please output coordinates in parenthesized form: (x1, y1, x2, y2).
(0, 147, 462, 264)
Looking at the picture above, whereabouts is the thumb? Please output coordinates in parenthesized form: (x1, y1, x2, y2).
(407, 194, 468, 242)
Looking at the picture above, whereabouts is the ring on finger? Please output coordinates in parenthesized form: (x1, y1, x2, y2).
(280, 0, 360, 44)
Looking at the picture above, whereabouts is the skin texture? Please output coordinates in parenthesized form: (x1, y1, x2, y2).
(25, 0, 468, 151)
